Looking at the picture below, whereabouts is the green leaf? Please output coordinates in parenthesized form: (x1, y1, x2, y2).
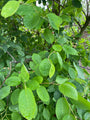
(62, 114, 75, 120)
(68, 67, 77, 79)
(10, 89, 20, 105)
(9, 105, 19, 112)
(0, 86, 10, 100)
(84, 112, 90, 120)
(63, 45, 78, 55)
(49, 62, 55, 78)
(26, 0, 36, 4)
(32, 76, 43, 84)
(39, 58, 51, 77)
(56, 97, 70, 120)
(43, 108, 50, 120)
(71, 94, 90, 110)
(72, 0, 82, 8)
(59, 82, 78, 100)
(1, 1, 20, 18)
(56, 52, 63, 69)
(43, 29, 54, 44)
(52, 44, 62, 52)
(11, 112, 21, 120)
(73, 62, 85, 80)
(5, 76, 21, 86)
(32, 53, 41, 64)
(0, 100, 6, 112)
(19, 88, 37, 120)
(56, 75, 68, 84)
(19, 64, 29, 83)
(26, 80, 39, 90)
(47, 13, 62, 30)
(36, 86, 50, 105)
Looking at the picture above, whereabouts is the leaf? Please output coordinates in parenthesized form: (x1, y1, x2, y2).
(0, 100, 6, 112)
(84, 112, 90, 120)
(49, 62, 55, 78)
(0, 86, 10, 100)
(26, 80, 39, 90)
(47, 13, 62, 30)
(36, 86, 50, 105)
(56, 52, 63, 69)
(5, 76, 21, 86)
(63, 45, 78, 55)
(73, 62, 85, 80)
(26, 0, 36, 4)
(43, 29, 54, 44)
(39, 58, 51, 77)
(19, 64, 29, 83)
(9, 105, 19, 112)
(10, 89, 20, 105)
(11, 112, 21, 120)
(56, 75, 68, 84)
(72, 0, 82, 8)
(32, 76, 43, 84)
(56, 97, 70, 120)
(71, 94, 90, 110)
(52, 44, 62, 52)
(1, 1, 20, 18)
(62, 114, 75, 120)
(19, 88, 37, 120)
(32, 53, 41, 64)
(59, 82, 78, 100)
(68, 67, 77, 79)
(43, 108, 50, 120)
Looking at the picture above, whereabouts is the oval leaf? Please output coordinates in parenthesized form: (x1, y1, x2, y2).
(56, 75, 68, 84)
(47, 13, 62, 30)
(19, 88, 37, 120)
(59, 82, 78, 100)
(39, 58, 51, 76)
(36, 86, 50, 105)
(56, 52, 63, 69)
(62, 114, 75, 120)
(1, 1, 20, 18)
(5, 76, 21, 86)
(49, 62, 55, 78)
(43, 29, 54, 44)
(0, 86, 10, 100)
(11, 112, 21, 120)
(56, 97, 70, 120)
(52, 44, 62, 52)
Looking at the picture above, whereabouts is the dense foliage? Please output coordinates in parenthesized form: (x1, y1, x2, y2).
(0, 0, 90, 120)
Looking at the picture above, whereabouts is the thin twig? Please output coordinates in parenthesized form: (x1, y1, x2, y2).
(6, 51, 16, 62)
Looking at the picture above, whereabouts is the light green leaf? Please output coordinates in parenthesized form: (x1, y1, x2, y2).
(43, 29, 54, 44)
(32, 53, 41, 64)
(84, 112, 90, 120)
(43, 108, 50, 120)
(39, 58, 51, 76)
(19, 88, 37, 120)
(49, 62, 55, 78)
(56, 52, 63, 69)
(10, 89, 20, 105)
(0, 100, 6, 112)
(73, 62, 85, 80)
(26, 80, 39, 90)
(32, 76, 43, 84)
(11, 112, 21, 120)
(9, 105, 19, 112)
(62, 114, 75, 120)
(52, 44, 62, 52)
(19, 64, 29, 83)
(47, 13, 62, 30)
(36, 86, 50, 105)
(71, 94, 90, 110)
(59, 82, 78, 100)
(56, 97, 70, 120)
(63, 45, 78, 55)
(56, 75, 68, 84)
(26, 0, 36, 4)
(5, 76, 21, 86)
(68, 67, 77, 79)
(0, 86, 10, 100)
(1, 1, 20, 18)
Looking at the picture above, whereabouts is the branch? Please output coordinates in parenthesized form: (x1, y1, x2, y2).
(86, 0, 89, 16)
(6, 51, 16, 62)
(74, 18, 82, 29)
